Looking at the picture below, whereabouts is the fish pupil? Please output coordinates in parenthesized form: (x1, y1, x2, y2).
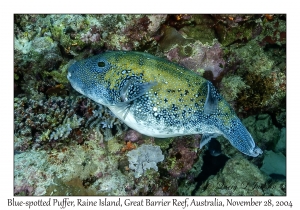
(98, 61, 105, 67)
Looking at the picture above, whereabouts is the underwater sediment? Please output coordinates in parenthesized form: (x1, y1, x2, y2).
(14, 14, 286, 196)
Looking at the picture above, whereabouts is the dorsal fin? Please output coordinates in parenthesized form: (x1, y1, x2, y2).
(204, 81, 218, 115)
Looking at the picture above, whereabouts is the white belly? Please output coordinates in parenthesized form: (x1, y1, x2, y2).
(108, 105, 189, 138)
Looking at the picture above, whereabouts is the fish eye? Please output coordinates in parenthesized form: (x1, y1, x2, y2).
(98, 61, 105, 67)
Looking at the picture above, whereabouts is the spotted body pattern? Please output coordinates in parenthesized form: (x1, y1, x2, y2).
(68, 51, 262, 157)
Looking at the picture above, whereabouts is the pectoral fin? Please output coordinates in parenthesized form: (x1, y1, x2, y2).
(114, 78, 157, 119)
(120, 79, 157, 103)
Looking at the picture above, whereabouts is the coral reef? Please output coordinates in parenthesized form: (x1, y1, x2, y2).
(158, 26, 226, 84)
(220, 16, 286, 115)
(260, 150, 286, 178)
(49, 114, 83, 140)
(14, 95, 126, 151)
(14, 139, 130, 196)
(194, 154, 285, 196)
(123, 129, 142, 142)
(127, 144, 164, 178)
(13, 14, 286, 196)
(275, 128, 286, 154)
(219, 75, 249, 102)
(242, 114, 281, 151)
(165, 135, 200, 178)
(211, 14, 258, 46)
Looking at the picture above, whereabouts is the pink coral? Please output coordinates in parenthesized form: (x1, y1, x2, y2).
(123, 129, 142, 142)
(166, 136, 200, 177)
(80, 28, 101, 43)
(165, 41, 225, 81)
(14, 180, 34, 195)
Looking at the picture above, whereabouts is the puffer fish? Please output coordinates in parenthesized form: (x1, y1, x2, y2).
(67, 51, 263, 157)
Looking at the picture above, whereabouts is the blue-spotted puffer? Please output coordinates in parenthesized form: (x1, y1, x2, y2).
(67, 51, 263, 157)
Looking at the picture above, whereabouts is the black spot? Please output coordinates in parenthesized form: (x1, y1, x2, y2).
(175, 152, 182, 159)
(167, 89, 175, 93)
(172, 104, 178, 111)
(98, 61, 105, 67)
